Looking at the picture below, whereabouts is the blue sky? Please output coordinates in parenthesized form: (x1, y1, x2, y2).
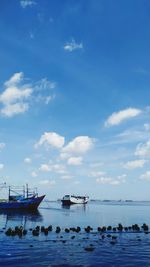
(1, 0, 150, 200)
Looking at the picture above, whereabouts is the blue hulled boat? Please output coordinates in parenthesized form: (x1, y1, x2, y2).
(0, 184, 45, 210)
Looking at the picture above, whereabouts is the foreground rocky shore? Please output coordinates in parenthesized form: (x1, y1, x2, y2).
(0, 223, 150, 267)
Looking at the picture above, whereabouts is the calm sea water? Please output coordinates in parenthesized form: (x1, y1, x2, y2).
(1, 201, 150, 266)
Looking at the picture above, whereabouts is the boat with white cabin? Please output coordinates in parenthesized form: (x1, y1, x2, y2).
(61, 195, 89, 205)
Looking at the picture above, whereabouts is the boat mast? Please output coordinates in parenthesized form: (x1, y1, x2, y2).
(23, 185, 25, 198)
(26, 183, 28, 198)
(8, 186, 10, 201)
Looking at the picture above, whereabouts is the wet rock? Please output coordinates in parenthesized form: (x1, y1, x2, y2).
(85, 226, 91, 233)
(70, 227, 75, 232)
(11, 230, 16, 237)
(56, 226, 61, 233)
(102, 226, 106, 232)
(142, 223, 149, 232)
(112, 236, 117, 240)
(23, 229, 27, 235)
(41, 226, 45, 232)
(117, 223, 123, 231)
(132, 224, 140, 232)
(107, 234, 111, 238)
(84, 246, 95, 252)
(5, 228, 12, 236)
(76, 226, 81, 233)
(32, 229, 39, 236)
(15, 226, 19, 232)
(35, 226, 40, 231)
(44, 228, 49, 236)
(48, 225, 52, 232)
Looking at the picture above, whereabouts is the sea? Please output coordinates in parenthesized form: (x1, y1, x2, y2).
(1, 200, 150, 267)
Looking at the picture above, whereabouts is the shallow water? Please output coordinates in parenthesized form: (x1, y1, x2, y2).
(1, 201, 150, 266)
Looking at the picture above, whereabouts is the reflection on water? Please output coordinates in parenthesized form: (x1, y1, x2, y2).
(61, 203, 87, 212)
(1, 200, 150, 229)
(0, 209, 43, 229)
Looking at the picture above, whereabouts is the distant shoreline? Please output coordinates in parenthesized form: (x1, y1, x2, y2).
(44, 199, 150, 203)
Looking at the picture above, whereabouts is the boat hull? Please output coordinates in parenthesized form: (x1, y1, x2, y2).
(61, 195, 89, 205)
(0, 195, 45, 210)
(61, 199, 88, 205)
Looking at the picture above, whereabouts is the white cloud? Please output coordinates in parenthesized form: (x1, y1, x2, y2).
(110, 180, 121, 185)
(64, 39, 83, 52)
(0, 72, 32, 117)
(67, 156, 83, 166)
(89, 171, 106, 178)
(0, 73, 56, 117)
(20, 0, 36, 8)
(62, 136, 94, 155)
(96, 177, 113, 184)
(135, 139, 150, 157)
(34, 78, 56, 91)
(123, 159, 147, 170)
(140, 171, 150, 181)
(39, 179, 56, 186)
(1, 103, 29, 117)
(35, 94, 55, 105)
(4, 72, 23, 87)
(2, 74, 32, 104)
(33, 78, 56, 105)
(39, 164, 51, 172)
(61, 175, 73, 180)
(45, 96, 53, 104)
(96, 177, 121, 185)
(24, 157, 32, 164)
(31, 171, 38, 177)
(105, 108, 142, 127)
(0, 164, 4, 170)
(39, 163, 67, 174)
(52, 164, 67, 174)
(113, 129, 148, 145)
(35, 132, 65, 149)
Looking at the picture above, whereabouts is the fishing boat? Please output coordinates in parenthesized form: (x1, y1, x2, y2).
(0, 183, 45, 210)
(61, 195, 89, 205)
